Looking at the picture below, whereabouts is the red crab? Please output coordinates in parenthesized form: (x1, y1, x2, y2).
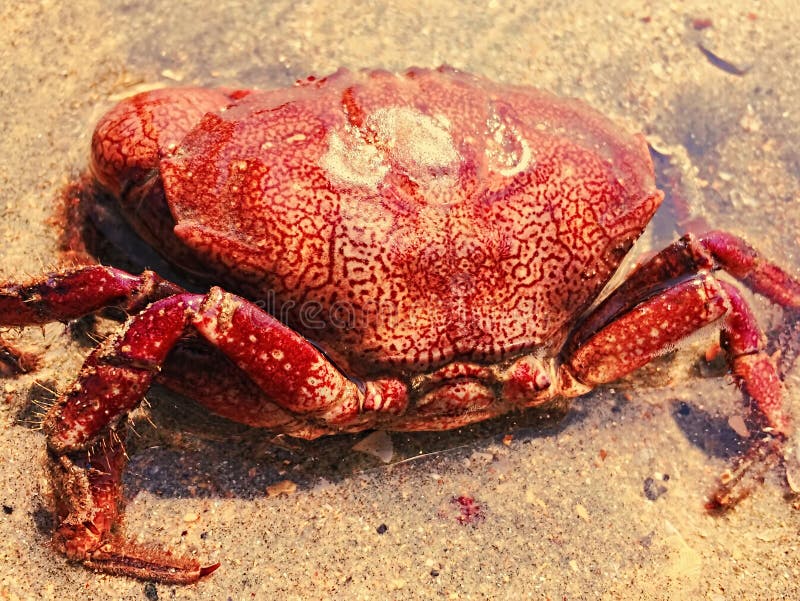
(1, 67, 799, 583)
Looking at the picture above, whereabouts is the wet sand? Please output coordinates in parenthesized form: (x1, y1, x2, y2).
(1, 1, 799, 599)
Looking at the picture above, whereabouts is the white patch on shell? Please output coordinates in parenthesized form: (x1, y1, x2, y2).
(484, 108, 533, 177)
(320, 125, 389, 189)
(320, 106, 460, 191)
(368, 107, 459, 174)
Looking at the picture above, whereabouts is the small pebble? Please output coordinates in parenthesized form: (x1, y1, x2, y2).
(643, 477, 668, 501)
(727, 414, 750, 438)
(389, 578, 406, 590)
(266, 479, 298, 497)
(353, 431, 394, 463)
(143, 582, 158, 601)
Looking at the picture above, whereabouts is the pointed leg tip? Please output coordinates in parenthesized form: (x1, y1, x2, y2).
(704, 492, 741, 514)
(0, 346, 39, 375)
(704, 497, 723, 513)
(199, 562, 221, 578)
(705, 436, 784, 514)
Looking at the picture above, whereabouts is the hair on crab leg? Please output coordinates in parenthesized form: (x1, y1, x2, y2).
(42, 292, 228, 582)
(49, 432, 219, 584)
(560, 263, 797, 509)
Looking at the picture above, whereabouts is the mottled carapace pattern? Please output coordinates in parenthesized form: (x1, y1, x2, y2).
(92, 67, 663, 375)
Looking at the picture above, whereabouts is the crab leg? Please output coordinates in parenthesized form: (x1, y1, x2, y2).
(564, 274, 787, 429)
(43, 287, 405, 582)
(45, 292, 197, 453)
(0, 266, 185, 325)
(50, 432, 219, 583)
(0, 266, 328, 436)
(567, 231, 800, 351)
(44, 286, 378, 450)
(155, 340, 332, 438)
(0, 266, 184, 373)
(560, 232, 800, 509)
(563, 230, 800, 429)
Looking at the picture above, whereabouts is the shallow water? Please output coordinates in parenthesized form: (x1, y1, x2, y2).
(1, 2, 799, 599)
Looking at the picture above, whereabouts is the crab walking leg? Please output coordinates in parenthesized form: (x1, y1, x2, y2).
(561, 271, 790, 507)
(189, 288, 408, 427)
(568, 231, 800, 354)
(156, 340, 337, 438)
(706, 281, 788, 508)
(565, 273, 787, 432)
(43, 292, 238, 582)
(44, 288, 398, 451)
(702, 230, 800, 378)
(0, 265, 184, 373)
(49, 433, 218, 583)
(45, 293, 198, 453)
(701, 230, 800, 308)
(717, 282, 787, 428)
(44, 288, 406, 582)
(0, 265, 324, 436)
(0, 266, 185, 325)
(563, 229, 800, 432)
(565, 273, 728, 388)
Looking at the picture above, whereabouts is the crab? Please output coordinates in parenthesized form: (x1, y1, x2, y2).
(1, 66, 799, 583)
